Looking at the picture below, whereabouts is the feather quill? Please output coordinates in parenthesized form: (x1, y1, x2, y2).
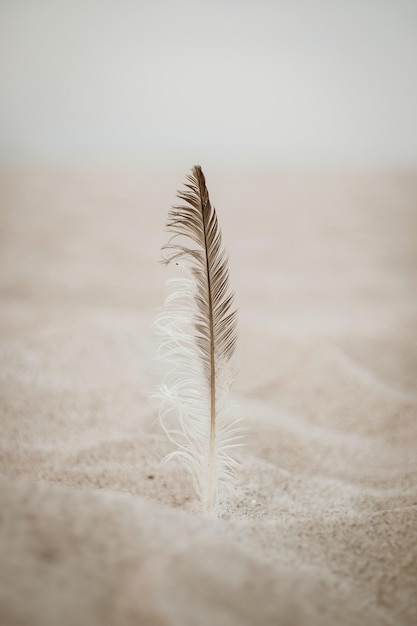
(154, 165, 241, 516)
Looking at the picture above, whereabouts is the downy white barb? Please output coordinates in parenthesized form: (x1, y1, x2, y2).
(154, 165, 241, 517)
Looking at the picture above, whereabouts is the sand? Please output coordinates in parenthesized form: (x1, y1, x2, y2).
(0, 167, 416, 625)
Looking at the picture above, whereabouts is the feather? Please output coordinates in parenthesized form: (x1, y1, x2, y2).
(154, 165, 241, 516)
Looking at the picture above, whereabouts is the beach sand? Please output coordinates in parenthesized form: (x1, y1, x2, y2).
(0, 167, 416, 625)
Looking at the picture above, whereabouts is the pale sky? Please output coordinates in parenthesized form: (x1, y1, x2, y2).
(1, 0, 417, 167)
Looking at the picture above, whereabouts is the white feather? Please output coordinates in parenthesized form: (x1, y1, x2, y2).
(154, 166, 242, 516)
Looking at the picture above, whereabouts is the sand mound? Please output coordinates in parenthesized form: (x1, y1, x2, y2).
(1, 168, 416, 625)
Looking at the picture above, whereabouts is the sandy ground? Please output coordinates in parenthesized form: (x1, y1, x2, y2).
(0, 167, 416, 625)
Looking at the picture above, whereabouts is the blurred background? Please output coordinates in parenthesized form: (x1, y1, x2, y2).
(1, 0, 417, 170)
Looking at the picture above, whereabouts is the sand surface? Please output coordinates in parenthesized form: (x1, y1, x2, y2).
(0, 167, 416, 625)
